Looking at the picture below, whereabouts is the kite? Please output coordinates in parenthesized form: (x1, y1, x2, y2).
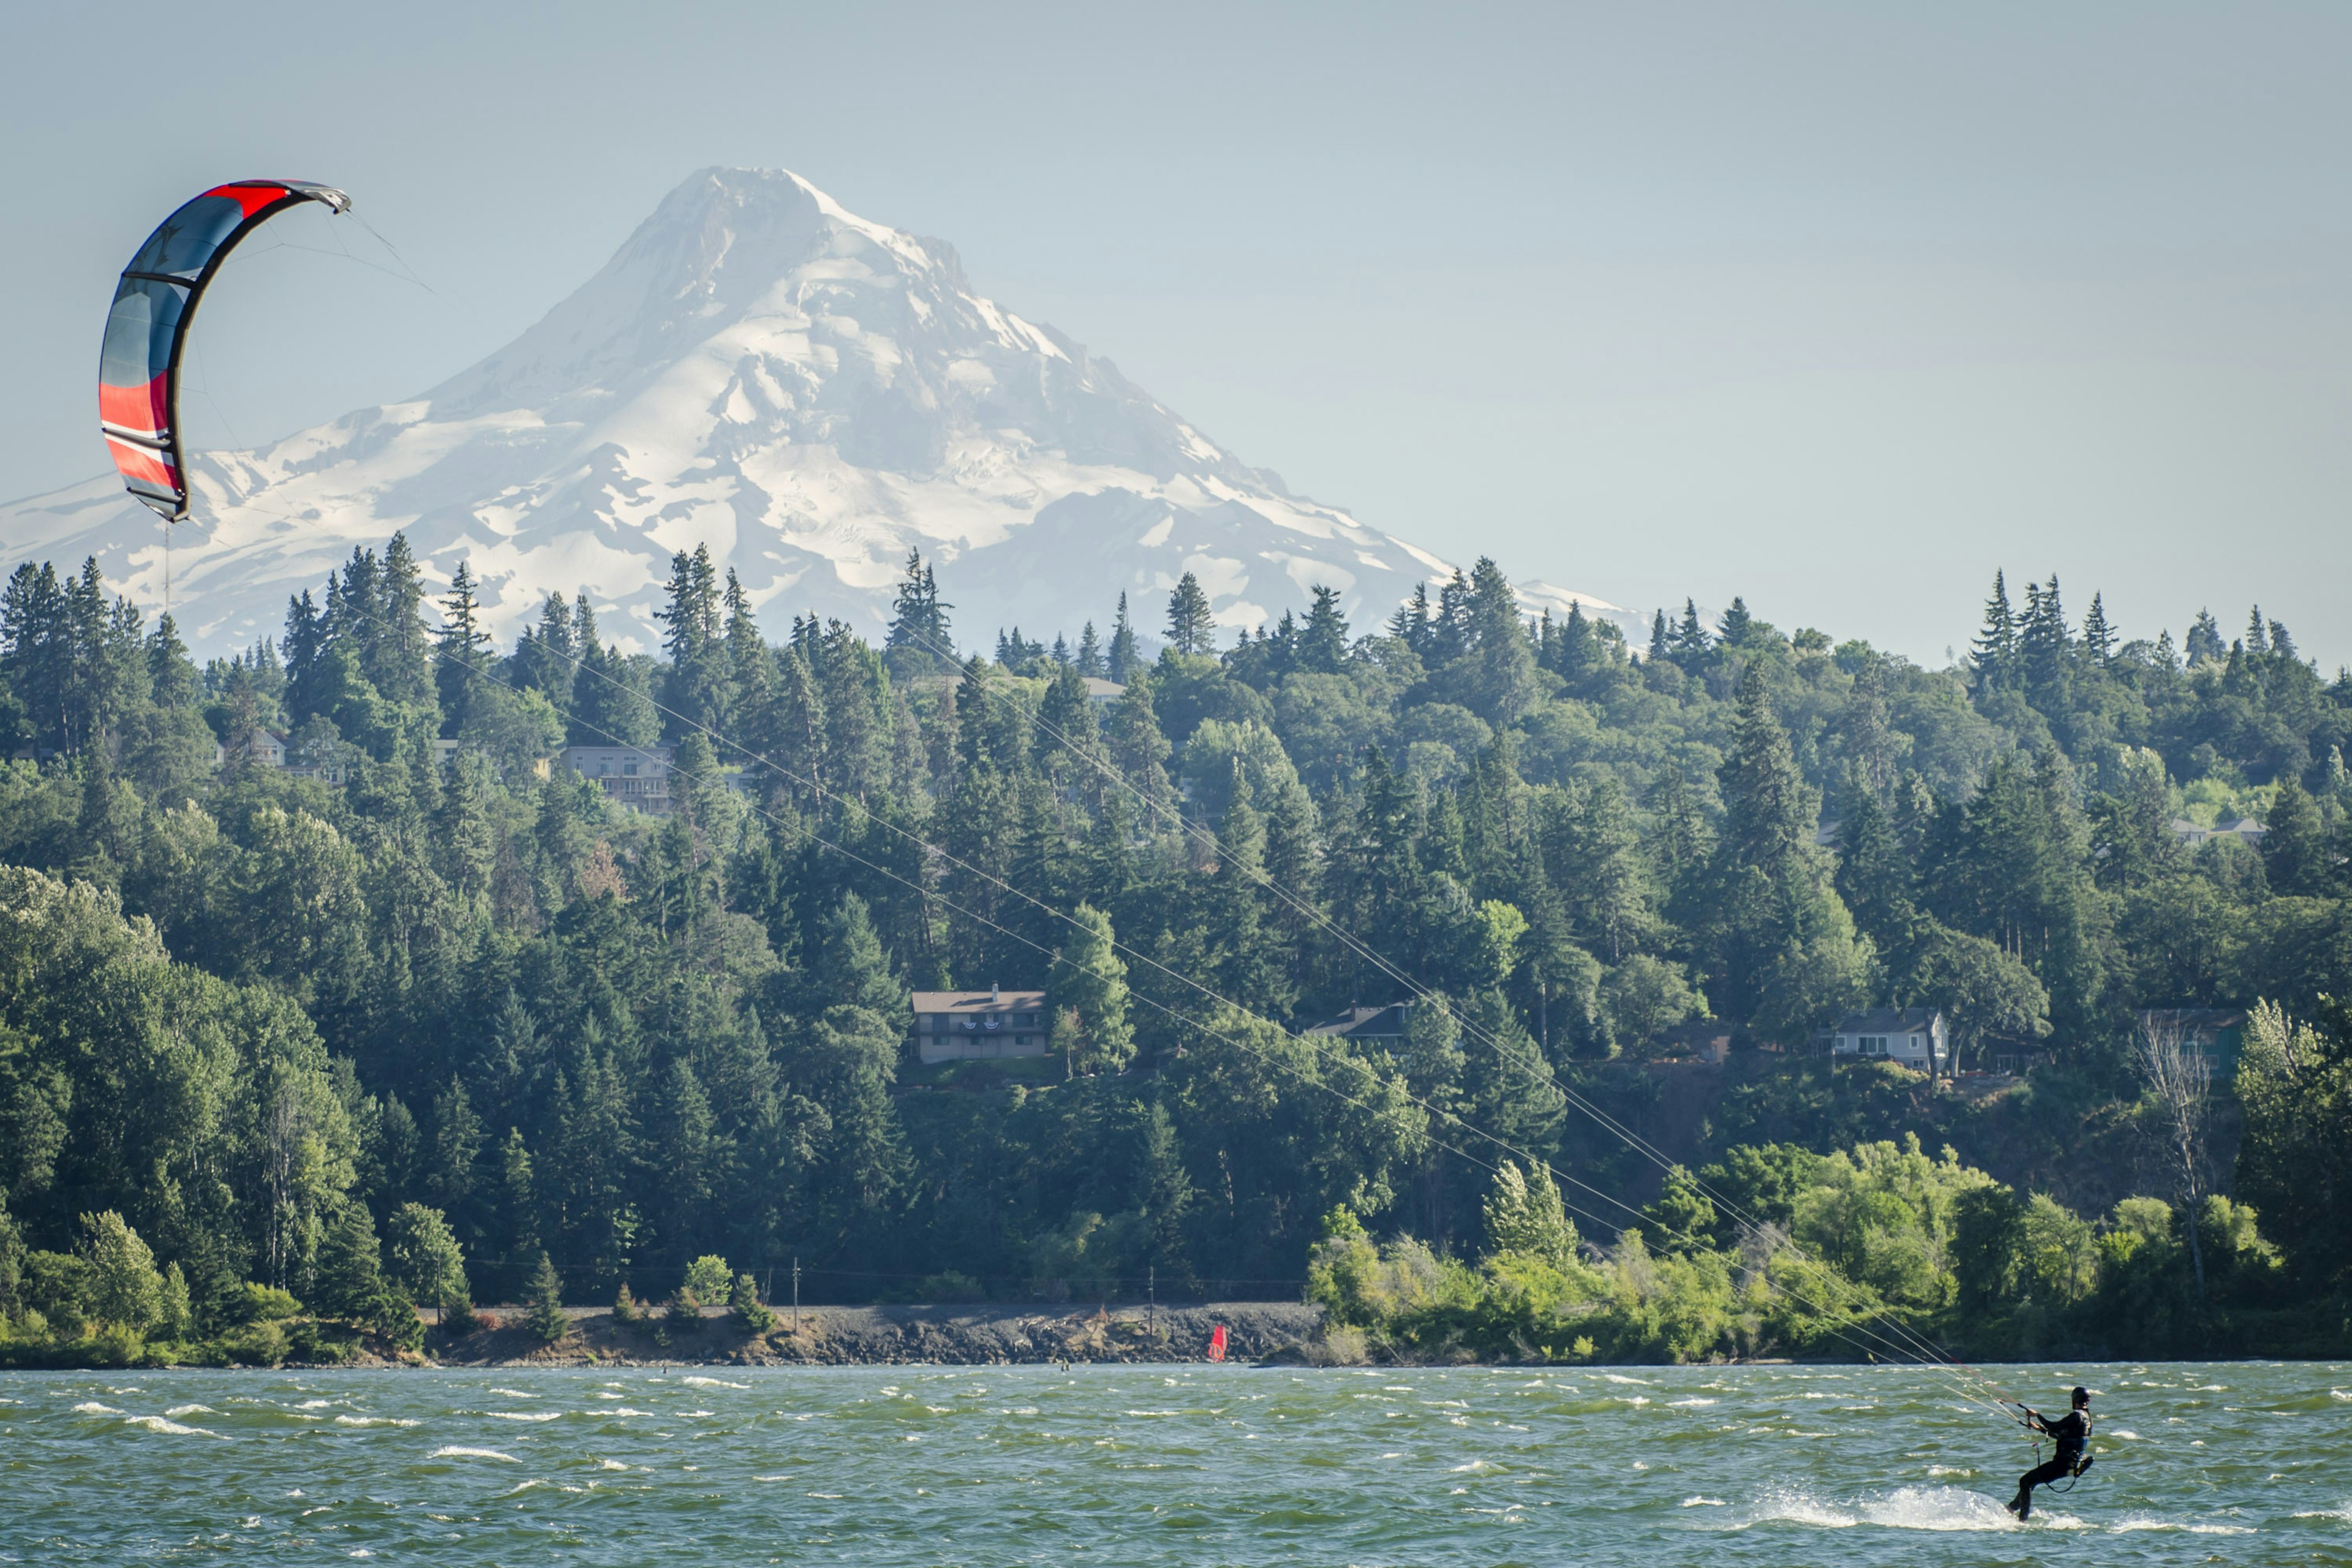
(97, 179, 351, 518)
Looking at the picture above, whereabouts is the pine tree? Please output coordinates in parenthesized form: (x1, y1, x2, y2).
(1166, 573, 1215, 656)
(1555, 601, 1593, 684)
(524, 1251, 568, 1343)
(1716, 595, 1753, 648)
(884, 548, 955, 676)
(658, 544, 725, 733)
(1075, 621, 1104, 678)
(1297, 585, 1351, 673)
(1107, 592, 1142, 682)
(2081, 592, 2114, 666)
(377, 532, 437, 709)
(1671, 598, 1709, 668)
(2185, 608, 2225, 665)
(434, 560, 491, 733)
(1646, 608, 1670, 665)
(1049, 902, 1134, 1072)
(1971, 571, 2019, 692)
(1389, 582, 1435, 656)
(314, 1199, 386, 1321)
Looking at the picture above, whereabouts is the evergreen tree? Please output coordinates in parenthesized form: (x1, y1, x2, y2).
(1716, 595, 1754, 647)
(434, 560, 491, 734)
(1297, 585, 1351, 673)
(1049, 902, 1135, 1073)
(1165, 573, 1215, 657)
(1107, 592, 1142, 682)
(658, 544, 725, 734)
(524, 1251, 568, 1343)
(1646, 608, 1670, 665)
(1075, 621, 1104, 678)
(884, 548, 955, 677)
(2081, 591, 2114, 666)
(1972, 570, 2019, 691)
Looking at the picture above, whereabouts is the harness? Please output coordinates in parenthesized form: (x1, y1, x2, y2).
(2004, 1401, 2095, 1492)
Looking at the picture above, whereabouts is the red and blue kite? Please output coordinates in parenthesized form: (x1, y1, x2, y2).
(98, 179, 350, 518)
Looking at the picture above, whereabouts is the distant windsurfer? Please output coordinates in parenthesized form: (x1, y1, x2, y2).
(2006, 1386, 2093, 1519)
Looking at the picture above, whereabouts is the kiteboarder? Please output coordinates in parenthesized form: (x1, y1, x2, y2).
(2006, 1386, 2093, 1520)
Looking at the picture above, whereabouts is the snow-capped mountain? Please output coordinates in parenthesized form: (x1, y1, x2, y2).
(2, 167, 1618, 656)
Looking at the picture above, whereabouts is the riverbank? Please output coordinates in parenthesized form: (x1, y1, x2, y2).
(431, 1301, 1322, 1368)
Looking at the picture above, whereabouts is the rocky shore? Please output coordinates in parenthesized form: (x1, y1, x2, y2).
(426, 1301, 1324, 1368)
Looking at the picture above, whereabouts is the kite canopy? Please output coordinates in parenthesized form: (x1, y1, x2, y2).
(97, 179, 352, 519)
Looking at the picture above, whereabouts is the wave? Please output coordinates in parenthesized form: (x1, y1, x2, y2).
(72, 1401, 123, 1415)
(335, 1415, 420, 1428)
(2111, 1514, 2253, 1535)
(1711, 1484, 2071, 1534)
(429, 1446, 521, 1463)
(165, 1404, 215, 1417)
(125, 1414, 226, 1438)
(489, 1388, 538, 1399)
(682, 1376, 748, 1389)
(486, 1412, 562, 1422)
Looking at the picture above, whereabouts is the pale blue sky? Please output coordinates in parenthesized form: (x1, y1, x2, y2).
(3, 1, 2346, 666)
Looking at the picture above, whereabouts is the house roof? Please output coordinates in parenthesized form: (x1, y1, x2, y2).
(1833, 1007, 1942, 1035)
(911, 990, 1047, 1015)
(1305, 1004, 1411, 1038)
(1082, 678, 1126, 699)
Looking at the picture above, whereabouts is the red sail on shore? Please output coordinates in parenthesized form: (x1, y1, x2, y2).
(1207, 1324, 1227, 1362)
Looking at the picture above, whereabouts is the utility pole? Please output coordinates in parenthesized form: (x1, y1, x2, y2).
(1148, 1265, 1156, 1337)
(793, 1256, 801, 1335)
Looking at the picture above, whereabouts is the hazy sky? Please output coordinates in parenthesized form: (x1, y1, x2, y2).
(3, 2, 2346, 667)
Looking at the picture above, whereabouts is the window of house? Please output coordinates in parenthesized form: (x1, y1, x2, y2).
(625, 762, 638, 776)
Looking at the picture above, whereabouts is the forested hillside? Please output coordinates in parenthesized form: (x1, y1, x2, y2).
(1, 539, 2346, 1366)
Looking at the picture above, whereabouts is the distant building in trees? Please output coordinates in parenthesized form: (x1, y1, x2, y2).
(912, 986, 1050, 1063)
(559, 744, 751, 815)
(2170, 816, 2266, 848)
(1305, 1004, 1414, 1043)
(2139, 1008, 2247, 1080)
(1829, 1008, 1946, 1074)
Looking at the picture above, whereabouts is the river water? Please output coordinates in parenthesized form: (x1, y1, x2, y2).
(4, 1360, 2345, 1564)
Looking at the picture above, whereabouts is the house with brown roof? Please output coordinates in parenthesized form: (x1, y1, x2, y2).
(911, 985, 1051, 1064)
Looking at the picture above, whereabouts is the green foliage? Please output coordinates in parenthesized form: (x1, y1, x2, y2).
(1, 540, 2348, 1365)
(730, 1270, 777, 1332)
(524, 1251, 568, 1344)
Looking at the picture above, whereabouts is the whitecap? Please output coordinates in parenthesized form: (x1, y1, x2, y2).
(2111, 1514, 2254, 1535)
(166, 1404, 216, 1417)
(489, 1388, 537, 1400)
(2109, 1429, 2141, 1439)
(606, 1408, 655, 1417)
(486, 1412, 561, 1422)
(1668, 1398, 1716, 1407)
(2291, 1505, 2352, 1523)
(681, 1376, 748, 1389)
(72, 1401, 123, 1415)
(1124, 1409, 1183, 1417)
(1683, 1496, 1727, 1507)
(1856, 1486, 2019, 1532)
(298, 1399, 335, 1409)
(334, 1415, 420, 1428)
(126, 1415, 225, 1438)
(599, 1459, 629, 1471)
(1925, 1465, 1974, 1478)
(430, 1446, 521, 1463)
(1599, 1374, 1651, 1385)
(678, 1409, 716, 1419)
(1449, 1460, 1490, 1472)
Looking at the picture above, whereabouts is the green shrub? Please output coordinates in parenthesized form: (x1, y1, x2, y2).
(524, 1253, 568, 1344)
(731, 1272, 776, 1333)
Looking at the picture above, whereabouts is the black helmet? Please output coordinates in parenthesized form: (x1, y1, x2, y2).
(2071, 1385, 2090, 1406)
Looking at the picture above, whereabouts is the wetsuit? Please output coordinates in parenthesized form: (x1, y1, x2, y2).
(2009, 1408, 2090, 1519)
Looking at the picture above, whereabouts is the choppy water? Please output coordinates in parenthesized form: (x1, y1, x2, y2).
(4, 1360, 2346, 1564)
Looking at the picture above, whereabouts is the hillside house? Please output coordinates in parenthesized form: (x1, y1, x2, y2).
(1305, 1004, 1413, 1043)
(560, 744, 753, 815)
(2140, 1008, 2248, 1078)
(912, 986, 1050, 1063)
(1830, 1008, 1947, 1074)
(2171, 816, 2266, 848)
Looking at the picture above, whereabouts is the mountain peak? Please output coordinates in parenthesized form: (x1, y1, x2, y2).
(1, 168, 1586, 657)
